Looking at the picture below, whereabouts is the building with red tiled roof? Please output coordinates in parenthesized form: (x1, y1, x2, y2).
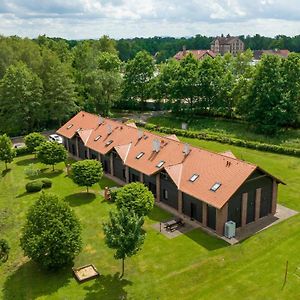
(57, 111, 283, 236)
(174, 48, 216, 61)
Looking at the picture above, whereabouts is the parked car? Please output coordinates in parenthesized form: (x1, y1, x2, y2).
(49, 134, 63, 144)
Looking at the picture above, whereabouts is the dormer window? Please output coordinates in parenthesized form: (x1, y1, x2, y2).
(156, 160, 165, 168)
(189, 174, 199, 182)
(67, 124, 73, 129)
(210, 182, 221, 192)
(94, 135, 101, 141)
(136, 152, 145, 159)
(105, 140, 113, 146)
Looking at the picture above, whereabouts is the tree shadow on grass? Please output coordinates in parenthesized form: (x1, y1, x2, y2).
(64, 192, 96, 207)
(184, 229, 228, 251)
(39, 169, 63, 178)
(1, 168, 11, 177)
(16, 157, 38, 166)
(84, 273, 132, 300)
(147, 206, 173, 223)
(3, 261, 73, 300)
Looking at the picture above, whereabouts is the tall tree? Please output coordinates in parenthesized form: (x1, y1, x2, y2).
(103, 209, 145, 278)
(122, 51, 155, 110)
(0, 63, 43, 135)
(0, 134, 16, 170)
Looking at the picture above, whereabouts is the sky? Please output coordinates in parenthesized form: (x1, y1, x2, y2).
(0, 0, 300, 39)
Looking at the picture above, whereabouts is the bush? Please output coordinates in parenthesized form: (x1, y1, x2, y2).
(40, 178, 52, 188)
(25, 180, 43, 193)
(15, 146, 30, 156)
(0, 239, 10, 263)
(24, 163, 40, 179)
(20, 192, 82, 269)
(110, 189, 119, 202)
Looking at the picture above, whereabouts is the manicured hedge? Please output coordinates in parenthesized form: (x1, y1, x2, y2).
(26, 180, 43, 193)
(143, 123, 300, 157)
(40, 178, 52, 188)
(15, 146, 30, 156)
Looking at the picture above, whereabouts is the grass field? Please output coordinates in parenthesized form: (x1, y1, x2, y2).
(148, 115, 300, 149)
(1, 141, 300, 299)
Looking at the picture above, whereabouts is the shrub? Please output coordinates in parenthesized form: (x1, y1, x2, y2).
(110, 189, 119, 202)
(20, 192, 82, 269)
(24, 163, 40, 179)
(25, 180, 43, 193)
(40, 178, 52, 188)
(15, 146, 30, 156)
(0, 239, 10, 263)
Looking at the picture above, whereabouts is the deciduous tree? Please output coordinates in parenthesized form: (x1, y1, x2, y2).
(20, 192, 82, 269)
(24, 132, 46, 153)
(103, 209, 145, 277)
(0, 134, 16, 170)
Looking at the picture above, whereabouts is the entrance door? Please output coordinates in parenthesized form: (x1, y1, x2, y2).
(207, 205, 216, 230)
(190, 203, 196, 220)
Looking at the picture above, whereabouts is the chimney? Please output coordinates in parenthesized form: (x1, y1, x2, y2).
(152, 139, 160, 153)
(107, 124, 112, 135)
(183, 45, 186, 56)
(183, 143, 190, 156)
(138, 129, 143, 140)
(99, 115, 104, 125)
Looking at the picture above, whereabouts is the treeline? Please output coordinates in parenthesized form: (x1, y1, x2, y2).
(120, 50, 300, 134)
(0, 34, 299, 137)
(0, 35, 121, 135)
(116, 34, 300, 62)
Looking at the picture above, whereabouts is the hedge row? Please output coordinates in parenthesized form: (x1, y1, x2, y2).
(143, 123, 300, 157)
(15, 146, 31, 156)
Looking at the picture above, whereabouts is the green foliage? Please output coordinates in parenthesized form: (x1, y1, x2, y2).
(36, 141, 67, 170)
(24, 163, 40, 179)
(144, 123, 300, 157)
(115, 182, 154, 217)
(15, 146, 30, 156)
(103, 209, 145, 277)
(24, 132, 46, 153)
(0, 134, 16, 170)
(40, 178, 52, 188)
(122, 50, 155, 109)
(0, 62, 43, 135)
(25, 180, 43, 193)
(20, 192, 82, 269)
(71, 159, 103, 192)
(0, 239, 10, 263)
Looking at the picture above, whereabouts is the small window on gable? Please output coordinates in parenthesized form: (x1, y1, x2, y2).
(156, 160, 165, 168)
(136, 152, 144, 159)
(105, 140, 113, 146)
(189, 174, 199, 182)
(67, 124, 73, 129)
(94, 135, 101, 141)
(210, 182, 221, 192)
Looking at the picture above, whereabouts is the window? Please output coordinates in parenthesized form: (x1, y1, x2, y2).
(105, 140, 113, 146)
(210, 182, 221, 192)
(136, 152, 144, 159)
(163, 189, 168, 200)
(76, 128, 82, 132)
(156, 160, 165, 168)
(67, 124, 73, 129)
(94, 135, 101, 141)
(189, 174, 199, 182)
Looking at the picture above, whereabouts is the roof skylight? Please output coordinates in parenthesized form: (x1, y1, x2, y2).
(76, 128, 82, 132)
(105, 140, 113, 146)
(189, 174, 199, 182)
(210, 182, 221, 192)
(94, 135, 101, 141)
(156, 160, 165, 168)
(136, 152, 145, 159)
(67, 124, 73, 129)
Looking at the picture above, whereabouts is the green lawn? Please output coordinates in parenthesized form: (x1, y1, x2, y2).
(148, 114, 300, 149)
(1, 146, 300, 299)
